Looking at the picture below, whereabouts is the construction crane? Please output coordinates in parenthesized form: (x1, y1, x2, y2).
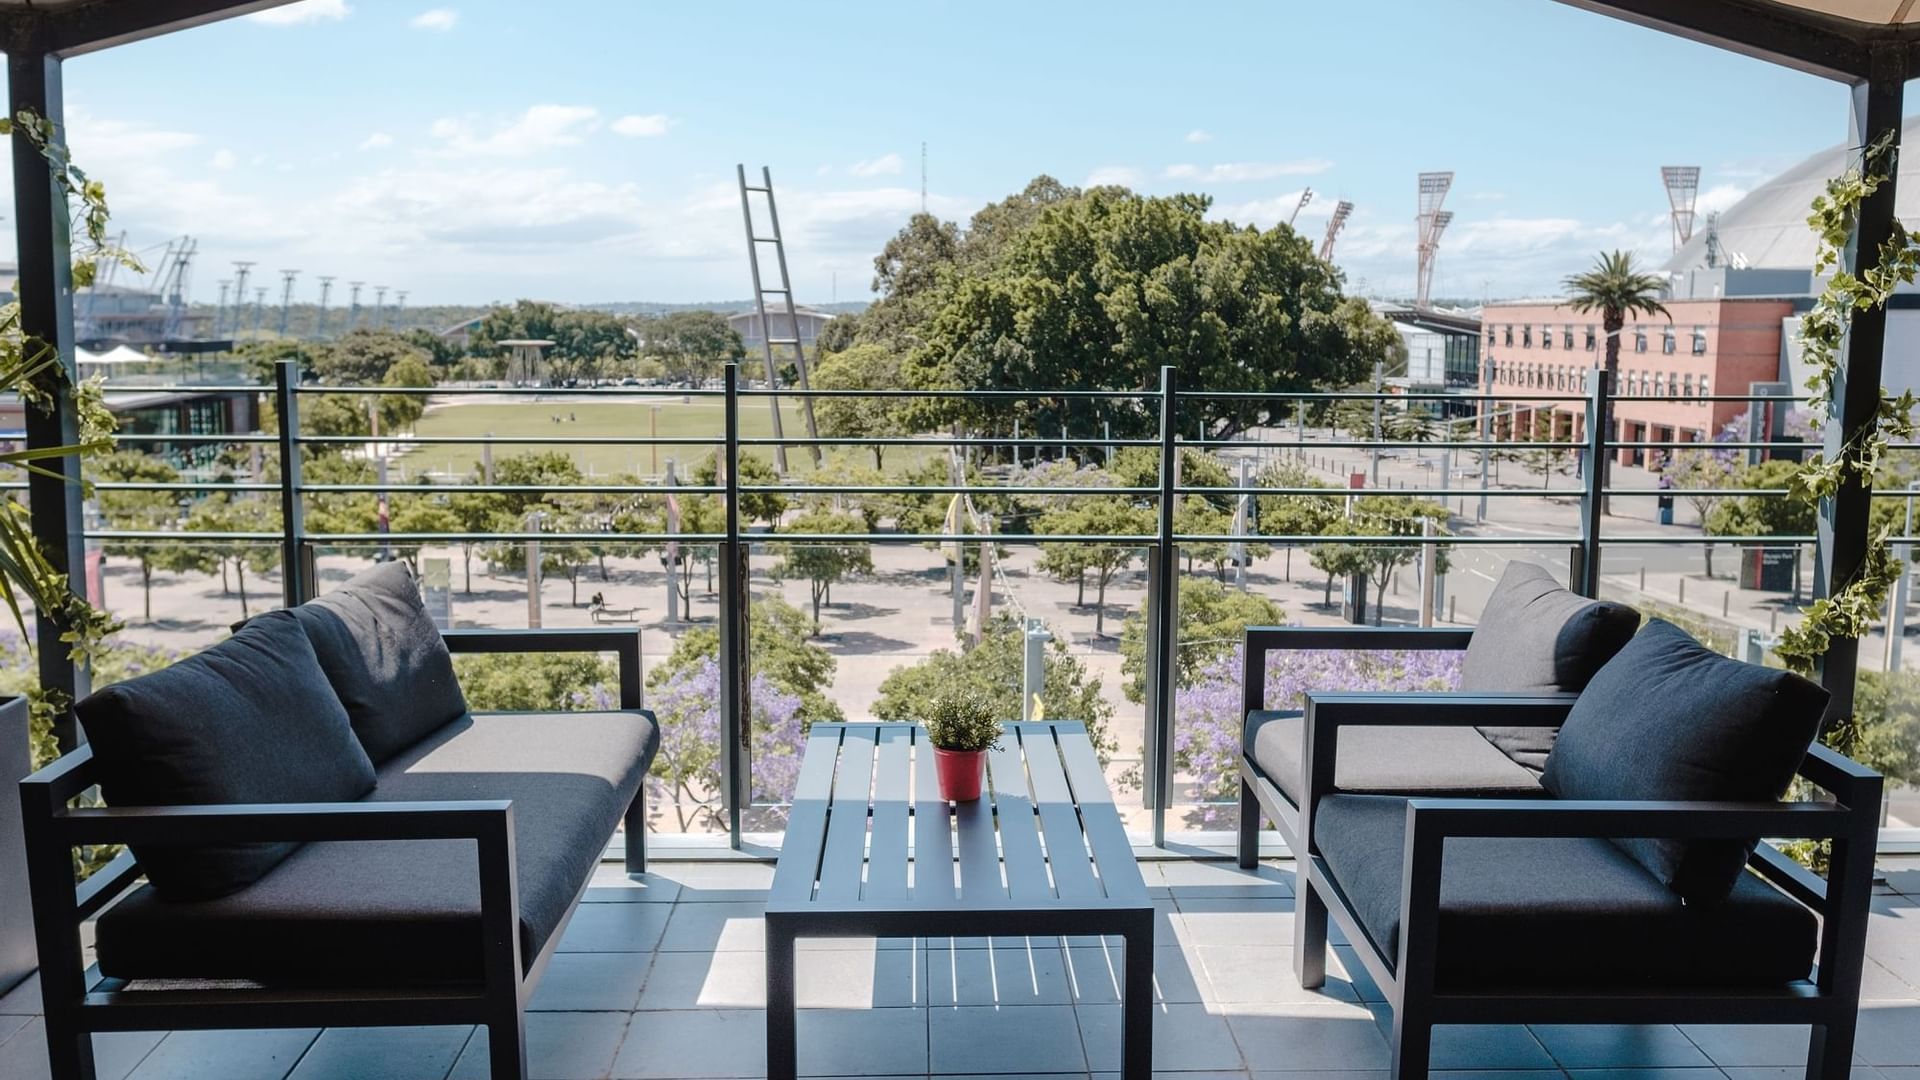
(1319, 200, 1353, 261)
(156, 237, 196, 340)
(1287, 188, 1314, 228)
(1415, 171, 1454, 310)
(1662, 166, 1701, 252)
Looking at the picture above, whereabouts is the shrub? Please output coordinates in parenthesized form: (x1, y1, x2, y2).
(921, 691, 1001, 752)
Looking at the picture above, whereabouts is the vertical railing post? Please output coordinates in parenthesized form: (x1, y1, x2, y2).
(1577, 364, 1607, 597)
(1145, 366, 1179, 848)
(10, 45, 87, 746)
(274, 360, 308, 607)
(718, 363, 747, 848)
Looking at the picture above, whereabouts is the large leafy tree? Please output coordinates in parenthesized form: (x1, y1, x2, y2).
(1118, 577, 1285, 704)
(645, 309, 744, 385)
(90, 451, 183, 621)
(1035, 497, 1155, 636)
(810, 344, 911, 469)
(1565, 251, 1669, 515)
(770, 508, 874, 626)
(649, 595, 843, 724)
(908, 186, 1399, 440)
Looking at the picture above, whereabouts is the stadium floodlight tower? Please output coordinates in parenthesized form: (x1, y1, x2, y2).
(1415, 171, 1454, 310)
(1320, 200, 1353, 261)
(1288, 187, 1314, 227)
(277, 270, 299, 337)
(347, 281, 365, 330)
(1662, 165, 1701, 252)
(315, 276, 335, 339)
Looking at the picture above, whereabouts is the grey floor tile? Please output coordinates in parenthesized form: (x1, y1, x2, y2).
(1427, 1026, 1557, 1071)
(1175, 899, 1296, 950)
(1723, 1068, 1886, 1080)
(0, 1014, 31, 1049)
(287, 1026, 472, 1080)
(453, 1011, 632, 1080)
(641, 944, 922, 1010)
(1566, 1071, 1735, 1080)
(1226, 1003, 1392, 1071)
(1078, 1001, 1243, 1074)
(1432, 1072, 1564, 1080)
(1152, 860, 1294, 898)
(1195, 945, 1356, 1005)
(1329, 946, 1388, 1004)
(127, 1028, 320, 1080)
(0, 974, 40, 1016)
(1248, 1072, 1387, 1080)
(654, 862, 775, 902)
(527, 952, 649, 1011)
(613, 1008, 765, 1078)
(1863, 956, 1920, 1000)
(929, 1004, 1087, 1075)
(639, 949, 766, 1010)
(1678, 1024, 1841, 1068)
(1858, 1002, 1920, 1066)
(928, 938, 1072, 1006)
(796, 1007, 929, 1076)
(0, 1021, 165, 1080)
(557, 902, 673, 952)
(1529, 1025, 1713, 1070)
(1066, 900, 1184, 950)
(1063, 945, 1207, 1005)
(658, 901, 769, 952)
(586, 869, 683, 903)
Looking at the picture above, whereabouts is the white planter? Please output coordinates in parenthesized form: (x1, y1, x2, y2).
(0, 695, 34, 994)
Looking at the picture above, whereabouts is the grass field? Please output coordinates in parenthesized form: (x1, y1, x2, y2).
(394, 396, 938, 480)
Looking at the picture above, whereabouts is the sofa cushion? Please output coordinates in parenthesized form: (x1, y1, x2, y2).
(1245, 710, 1543, 809)
(94, 709, 659, 984)
(289, 560, 467, 765)
(1460, 562, 1640, 772)
(1541, 618, 1827, 903)
(1314, 793, 1817, 988)
(75, 611, 376, 900)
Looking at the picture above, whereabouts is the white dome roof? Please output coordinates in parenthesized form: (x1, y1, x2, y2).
(1667, 114, 1920, 272)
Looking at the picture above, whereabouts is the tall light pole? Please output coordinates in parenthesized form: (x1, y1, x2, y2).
(315, 276, 335, 340)
(276, 269, 299, 337)
(230, 261, 255, 338)
(347, 282, 365, 331)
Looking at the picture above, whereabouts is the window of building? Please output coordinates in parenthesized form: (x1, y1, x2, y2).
(1634, 326, 1648, 353)
(1504, 325, 1513, 346)
(1523, 325, 1532, 347)
(1486, 325, 1496, 346)
(1691, 326, 1707, 355)
(1662, 328, 1676, 354)
(1699, 375, 1710, 399)
(1563, 326, 1575, 349)
(1585, 325, 1597, 351)
(1682, 373, 1694, 399)
(1541, 324, 1552, 350)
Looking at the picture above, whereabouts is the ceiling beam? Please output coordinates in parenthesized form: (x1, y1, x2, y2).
(13, 0, 299, 58)
(1555, 0, 1878, 82)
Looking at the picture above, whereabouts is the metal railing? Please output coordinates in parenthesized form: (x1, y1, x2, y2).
(71, 359, 1869, 850)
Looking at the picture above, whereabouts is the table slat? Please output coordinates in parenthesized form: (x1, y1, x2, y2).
(865, 725, 912, 903)
(987, 729, 1052, 902)
(911, 726, 955, 901)
(1051, 723, 1148, 902)
(953, 766, 1003, 905)
(815, 725, 877, 904)
(769, 725, 846, 903)
(1017, 724, 1100, 900)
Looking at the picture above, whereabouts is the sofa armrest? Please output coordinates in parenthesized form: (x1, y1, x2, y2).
(1242, 625, 1475, 724)
(443, 627, 641, 709)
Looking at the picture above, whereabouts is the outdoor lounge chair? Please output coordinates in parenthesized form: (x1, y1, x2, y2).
(1291, 618, 1879, 1080)
(18, 561, 659, 1080)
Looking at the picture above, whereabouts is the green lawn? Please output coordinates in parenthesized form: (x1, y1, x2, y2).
(395, 396, 935, 480)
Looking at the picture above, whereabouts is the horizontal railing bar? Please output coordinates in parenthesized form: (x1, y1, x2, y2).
(737, 387, 1153, 399)
(83, 529, 1832, 548)
(1604, 441, 1785, 449)
(96, 384, 264, 394)
(296, 385, 729, 398)
(734, 436, 1162, 447)
(295, 483, 726, 496)
(113, 433, 277, 444)
(1177, 486, 1568, 497)
(295, 435, 722, 446)
(1207, 440, 1587, 450)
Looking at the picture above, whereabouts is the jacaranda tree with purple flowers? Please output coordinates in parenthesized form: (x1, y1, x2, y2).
(647, 656, 805, 831)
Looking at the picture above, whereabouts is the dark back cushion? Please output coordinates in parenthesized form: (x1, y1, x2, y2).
(1461, 561, 1640, 770)
(1541, 618, 1827, 902)
(289, 560, 467, 764)
(75, 611, 376, 899)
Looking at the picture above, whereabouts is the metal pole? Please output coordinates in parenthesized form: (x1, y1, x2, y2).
(524, 510, 542, 629)
(720, 364, 747, 847)
(736, 166, 790, 474)
(664, 458, 680, 624)
(1889, 484, 1917, 671)
(1577, 363, 1608, 597)
(949, 448, 965, 632)
(1419, 519, 1437, 628)
(1369, 361, 1383, 486)
(273, 361, 308, 607)
(1234, 458, 1251, 592)
(1021, 618, 1051, 722)
(1146, 366, 1179, 846)
(1819, 48, 1905, 723)
(11, 48, 87, 739)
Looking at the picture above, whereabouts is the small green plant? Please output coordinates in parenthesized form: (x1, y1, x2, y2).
(922, 691, 1002, 753)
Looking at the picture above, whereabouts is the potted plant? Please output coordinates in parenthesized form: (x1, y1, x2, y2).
(924, 692, 1001, 802)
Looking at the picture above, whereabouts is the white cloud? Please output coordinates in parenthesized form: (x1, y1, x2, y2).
(209, 149, 237, 171)
(1696, 182, 1750, 215)
(429, 105, 601, 157)
(1185, 129, 1213, 143)
(1211, 189, 1329, 229)
(611, 114, 670, 138)
(358, 132, 394, 151)
(410, 7, 458, 30)
(1085, 165, 1143, 187)
(246, 0, 350, 26)
(848, 153, 903, 178)
(1162, 160, 1333, 183)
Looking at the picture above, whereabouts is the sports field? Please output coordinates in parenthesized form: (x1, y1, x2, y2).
(394, 394, 936, 480)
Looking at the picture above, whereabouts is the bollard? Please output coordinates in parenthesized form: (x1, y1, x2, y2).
(1639, 566, 1646, 591)
(1448, 595, 1456, 623)
(1723, 592, 1730, 618)
(1679, 578, 1686, 604)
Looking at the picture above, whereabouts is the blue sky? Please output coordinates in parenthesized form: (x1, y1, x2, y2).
(19, 0, 1857, 307)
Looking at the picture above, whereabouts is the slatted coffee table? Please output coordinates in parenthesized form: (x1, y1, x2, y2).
(765, 721, 1153, 1080)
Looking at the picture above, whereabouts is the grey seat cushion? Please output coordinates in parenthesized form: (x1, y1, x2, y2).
(1245, 710, 1543, 809)
(1542, 618, 1827, 903)
(1460, 562, 1639, 772)
(76, 611, 376, 900)
(96, 709, 659, 984)
(289, 560, 468, 765)
(1315, 793, 1817, 988)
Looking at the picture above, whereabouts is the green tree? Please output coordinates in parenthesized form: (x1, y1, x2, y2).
(648, 595, 843, 723)
(1565, 251, 1670, 515)
(454, 651, 615, 711)
(770, 508, 874, 626)
(1118, 577, 1285, 703)
(1707, 459, 1815, 538)
(694, 453, 787, 526)
(90, 451, 183, 621)
(184, 494, 280, 618)
(1035, 497, 1154, 636)
(646, 309, 745, 384)
(313, 328, 432, 385)
(811, 343, 911, 469)
(1666, 430, 1741, 577)
(872, 613, 1114, 760)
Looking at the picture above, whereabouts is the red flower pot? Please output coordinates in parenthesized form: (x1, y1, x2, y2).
(933, 747, 986, 802)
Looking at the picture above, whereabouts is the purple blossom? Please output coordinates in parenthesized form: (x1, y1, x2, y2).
(646, 656, 807, 829)
(1173, 645, 1462, 827)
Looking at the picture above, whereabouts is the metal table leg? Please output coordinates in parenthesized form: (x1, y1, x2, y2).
(1121, 914, 1155, 1080)
(766, 919, 797, 1080)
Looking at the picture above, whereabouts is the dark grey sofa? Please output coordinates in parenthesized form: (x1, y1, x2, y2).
(18, 563, 658, 1080)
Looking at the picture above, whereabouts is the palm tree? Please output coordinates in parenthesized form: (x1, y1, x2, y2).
(1565, 251, 1669, 515)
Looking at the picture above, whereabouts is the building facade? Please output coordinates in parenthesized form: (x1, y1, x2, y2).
(1479, 295, 1793, 464)
(727, 306, 833, 356)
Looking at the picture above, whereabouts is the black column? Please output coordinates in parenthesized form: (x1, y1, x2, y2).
(1816, 45, 1905, 723)
(9, 46, 88, 745)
